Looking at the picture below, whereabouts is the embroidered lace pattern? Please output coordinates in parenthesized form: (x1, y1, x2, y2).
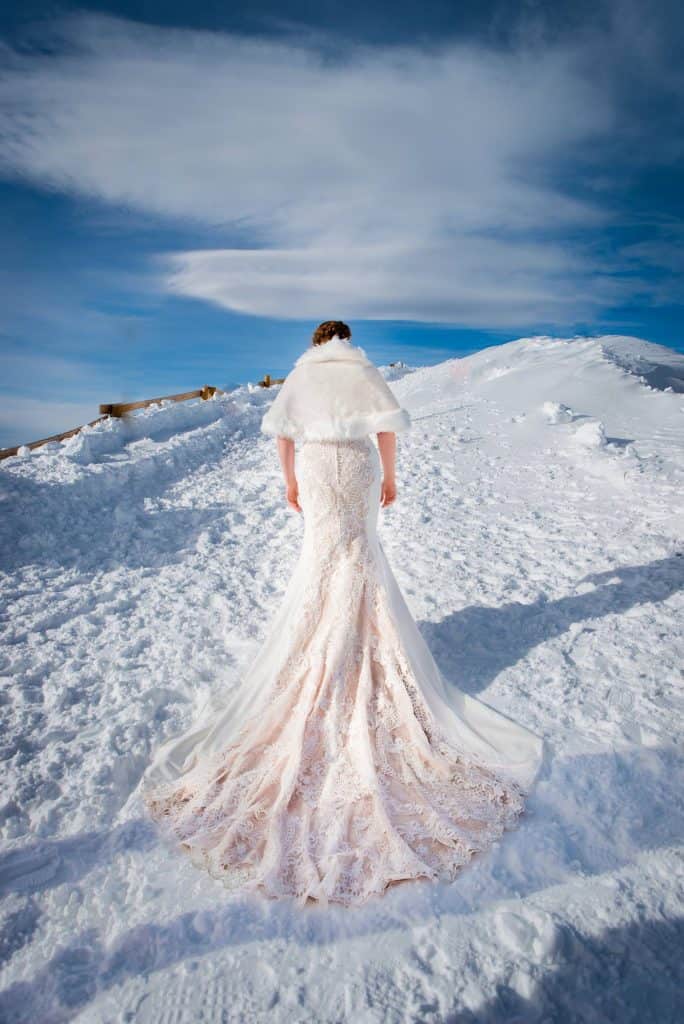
(144, 438, 527, 906)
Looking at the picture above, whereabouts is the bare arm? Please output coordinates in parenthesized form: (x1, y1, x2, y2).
(376, 431, 397, 507)
(276, 436, 302, 512)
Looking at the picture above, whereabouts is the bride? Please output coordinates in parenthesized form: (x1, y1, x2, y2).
(143, 320, 544, 907)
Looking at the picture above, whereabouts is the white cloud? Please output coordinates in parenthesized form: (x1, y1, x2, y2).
(0, 9, 678, 325)
(161, 240, 635, 326)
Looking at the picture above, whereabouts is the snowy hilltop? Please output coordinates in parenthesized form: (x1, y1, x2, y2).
(0, 334, 682, 1022)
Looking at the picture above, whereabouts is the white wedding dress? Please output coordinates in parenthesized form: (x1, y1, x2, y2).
(143, 434, 544, 908)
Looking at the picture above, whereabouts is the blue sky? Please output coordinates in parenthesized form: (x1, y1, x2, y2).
(0, 0, 682, 448)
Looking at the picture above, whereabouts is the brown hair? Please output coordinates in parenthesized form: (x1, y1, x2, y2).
(311, 320, 351, 346)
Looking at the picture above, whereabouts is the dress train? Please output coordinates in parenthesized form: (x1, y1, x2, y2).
(143, 437, 543, 907)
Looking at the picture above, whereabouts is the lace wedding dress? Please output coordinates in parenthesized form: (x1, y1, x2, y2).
(143, 435, 544, 908)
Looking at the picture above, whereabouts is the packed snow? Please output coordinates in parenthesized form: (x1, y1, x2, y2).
(0, 334, 682, 1023)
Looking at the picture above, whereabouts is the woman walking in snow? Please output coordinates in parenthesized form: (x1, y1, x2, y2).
(143, 320, 543, 907)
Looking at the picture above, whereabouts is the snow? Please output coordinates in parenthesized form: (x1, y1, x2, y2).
(1, 334, 683, 1023)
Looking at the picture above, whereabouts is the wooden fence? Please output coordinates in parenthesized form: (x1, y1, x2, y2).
(0, 362, 408, 462)
(0, 374, 285, 461)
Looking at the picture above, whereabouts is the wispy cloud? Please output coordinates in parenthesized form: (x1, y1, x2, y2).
(0, 3, 681, 326)
(161, 241, 635, 327)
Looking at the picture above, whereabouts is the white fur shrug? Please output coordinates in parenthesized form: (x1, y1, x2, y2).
(260, 336, 411, 441)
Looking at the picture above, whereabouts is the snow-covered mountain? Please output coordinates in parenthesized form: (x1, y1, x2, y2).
(1, 335, 682, 1022)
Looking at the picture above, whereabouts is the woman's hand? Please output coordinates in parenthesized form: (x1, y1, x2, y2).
(286, 479, 302, 512)
(380, 477, 397, 507)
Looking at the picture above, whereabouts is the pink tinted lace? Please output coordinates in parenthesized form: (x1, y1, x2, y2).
(144, 439, 526, 907)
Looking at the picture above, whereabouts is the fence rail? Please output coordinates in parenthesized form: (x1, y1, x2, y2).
(0, 415, 112, 461)
(0, 372, 291, 461)
(98, 385, 219, 419)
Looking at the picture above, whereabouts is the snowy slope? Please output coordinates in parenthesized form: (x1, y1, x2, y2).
(0, 335, 682, 1023)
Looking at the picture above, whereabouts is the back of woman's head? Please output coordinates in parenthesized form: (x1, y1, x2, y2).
(312, 321, 351, 346)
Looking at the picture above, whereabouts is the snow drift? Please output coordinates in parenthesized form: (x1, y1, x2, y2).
(0, 335, 682, 1023)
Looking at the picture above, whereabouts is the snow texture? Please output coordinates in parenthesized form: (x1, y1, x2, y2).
(0, 334, 683, 1023)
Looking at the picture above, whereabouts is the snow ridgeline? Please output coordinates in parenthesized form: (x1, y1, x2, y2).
(3, 332, 682, 474)
(0, 333, 683, 1024)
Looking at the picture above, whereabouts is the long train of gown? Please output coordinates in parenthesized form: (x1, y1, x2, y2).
(142, 437, 544, 907)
